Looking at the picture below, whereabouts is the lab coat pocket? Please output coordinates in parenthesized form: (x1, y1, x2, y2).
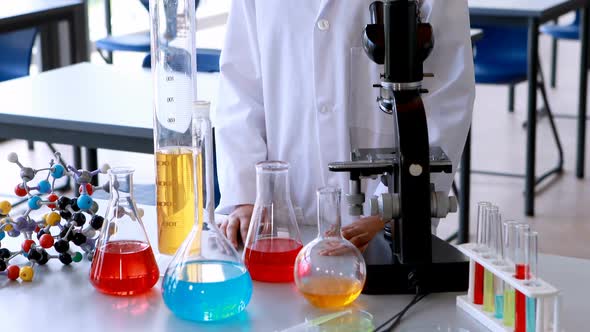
(348, 47, 396, 149)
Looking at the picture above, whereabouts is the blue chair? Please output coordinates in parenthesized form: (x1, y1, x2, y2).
(0, 28, 38, 150)
(141, 48, 221, 72)
(0, 28, 38, 82)
(96, 0, 200, 64)
(95, 0, 150, 63)
(472, 24, 563, 186)
(541, 11, 580, 87)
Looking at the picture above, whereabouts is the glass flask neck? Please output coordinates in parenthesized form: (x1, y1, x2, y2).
(255, 161, 292, 205)
(192, 101, 214, 228)
(109, 167, 136, 202)
(317, 187, 342, 239)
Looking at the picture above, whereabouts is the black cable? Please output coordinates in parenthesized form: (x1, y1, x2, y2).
(386, 293, 428, 332)
(373, 292, 428, 332)
(373, 293, 421, 332)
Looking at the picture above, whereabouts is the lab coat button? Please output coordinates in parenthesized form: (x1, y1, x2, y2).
(317, 19, 330, 31)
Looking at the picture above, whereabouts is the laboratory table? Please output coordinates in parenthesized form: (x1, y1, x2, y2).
(468, 0, 590, 217)
(0, 203, 588, 331)
(0, 62, 218, 155)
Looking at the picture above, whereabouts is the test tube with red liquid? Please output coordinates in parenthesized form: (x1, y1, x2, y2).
(473, 201, 491, 305)
(514, 224, 532, 332)
(502, 220, 524, 327)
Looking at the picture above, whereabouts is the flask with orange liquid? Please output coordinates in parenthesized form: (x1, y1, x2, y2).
(294, 187, 366, 308)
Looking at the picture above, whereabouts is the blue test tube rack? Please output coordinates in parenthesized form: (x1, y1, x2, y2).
(456, 243, 561, 332)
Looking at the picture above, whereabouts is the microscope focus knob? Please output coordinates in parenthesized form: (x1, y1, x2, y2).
(369, 193, 400, 221)
(431, 191, 458, 218)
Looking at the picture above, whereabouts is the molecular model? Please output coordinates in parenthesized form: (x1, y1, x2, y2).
(0, 151, 110, 282)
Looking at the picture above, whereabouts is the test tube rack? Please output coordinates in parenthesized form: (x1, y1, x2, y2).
(455, 243, 561, 332)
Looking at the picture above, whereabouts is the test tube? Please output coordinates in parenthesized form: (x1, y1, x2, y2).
(514, 224, 531, 332)
(492, 212, 505, 319)
(473, 201, 490, 305)
(483, 205, 499, 313)
(475, 201, 491, 253)
(525, 231, 539, 332)
(524, 231, 539, 287)
(502, 220, 524, 327)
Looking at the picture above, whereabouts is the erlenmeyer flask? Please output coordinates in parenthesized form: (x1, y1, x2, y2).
(162, 101, 252, 322)
(243, 161, 303, 283)
(90, 167, 159, 296)
(294, 187, 366, 308)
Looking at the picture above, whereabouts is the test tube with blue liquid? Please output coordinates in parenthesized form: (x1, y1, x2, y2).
(490, 210, 505, 319)
(524, 231, 539, 332)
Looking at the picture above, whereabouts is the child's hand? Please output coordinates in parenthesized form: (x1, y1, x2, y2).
(341, 216, 385, 252)
(219, 204, 254, 249)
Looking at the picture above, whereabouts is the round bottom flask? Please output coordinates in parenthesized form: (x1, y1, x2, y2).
(294, 187, 366, 308)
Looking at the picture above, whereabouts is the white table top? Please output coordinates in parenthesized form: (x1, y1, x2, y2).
(1, 202, 589, 331)
(0, 63, 219, 153)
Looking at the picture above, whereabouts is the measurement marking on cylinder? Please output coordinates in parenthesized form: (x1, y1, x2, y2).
(167, 97, 174, 103)
(166, 76, 174, 81)
(167, 118, 175, 123)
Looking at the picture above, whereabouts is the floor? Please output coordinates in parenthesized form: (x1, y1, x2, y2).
(1, 30, 589, 259)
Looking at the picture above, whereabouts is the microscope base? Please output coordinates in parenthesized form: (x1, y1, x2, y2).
(362, 235, 469, 295)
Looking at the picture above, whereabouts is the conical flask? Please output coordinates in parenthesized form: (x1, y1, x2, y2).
(294, 187, 366, 308)
(162, 101, 252, 322)
(243, 161, 303, 283)
(90, 167, 159, 296)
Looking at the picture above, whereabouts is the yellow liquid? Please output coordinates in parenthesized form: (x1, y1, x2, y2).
(503, 288, 515, 327)
(483, 269, 495, 312)
(299, 276, 363, 308)
(156, 148, 196, 255)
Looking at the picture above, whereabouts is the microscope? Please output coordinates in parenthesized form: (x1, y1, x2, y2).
(329, 0, 469, 294)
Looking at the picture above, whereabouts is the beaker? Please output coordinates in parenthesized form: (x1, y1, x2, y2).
(150, 0, 198, 257)
(243, 161, 303, 283)
(162, 101, 252, 322)
(90, 167, 159, 296)
(294, 187, 366, 308)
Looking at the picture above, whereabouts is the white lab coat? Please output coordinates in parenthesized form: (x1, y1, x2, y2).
(214, 0, 475, 229)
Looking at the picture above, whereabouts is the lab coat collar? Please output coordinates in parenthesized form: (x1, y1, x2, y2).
(316, 0, 333, 19)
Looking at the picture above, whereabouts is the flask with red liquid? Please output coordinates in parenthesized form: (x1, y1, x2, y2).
(90, 167, 159, 295)
(243, 161, 303, 282)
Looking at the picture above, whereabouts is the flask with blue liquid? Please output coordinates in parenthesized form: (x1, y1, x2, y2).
(161, 101, 253, 322)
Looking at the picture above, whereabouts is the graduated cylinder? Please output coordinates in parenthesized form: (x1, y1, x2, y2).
(149, 0, 198, 255)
